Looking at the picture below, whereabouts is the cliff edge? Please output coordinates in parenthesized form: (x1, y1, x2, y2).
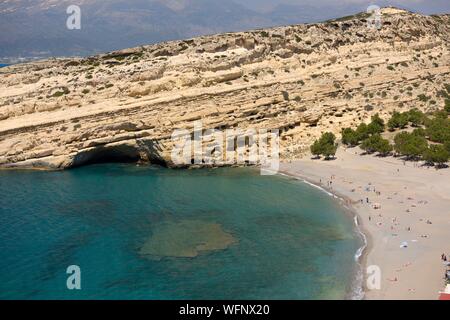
(0, 8, 449, 169)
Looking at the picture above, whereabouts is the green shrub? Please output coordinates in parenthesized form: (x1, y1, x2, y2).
(425, 117, 450, 143)
(422, 145, 449, 167)
(341, 128, 360, 147)
(412, 128, 426, 137)
(367, 113, 385, 134)
(361, 134, 392, 156)
(360, 134, 379, 153)
(387, 111, 408, 130)
(310, 140, 322, 157)
(444, 99, 450, 114)
(51, 87, 70, 98)
(310, 132, 338, 159)
(407, 109, 425, 127)
(444, 141, 450, 153)
(52, 91, 64, 98)
(445, 84, 450, 93)
(356, 123, 370, 141)
(434, 110, 449, 119)
(418, 94, 430, 102)
(376, 138, 394, 156)
(394, 132, 428, 159)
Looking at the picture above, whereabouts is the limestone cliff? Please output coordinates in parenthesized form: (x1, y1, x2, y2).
(0, 8, 449, 169)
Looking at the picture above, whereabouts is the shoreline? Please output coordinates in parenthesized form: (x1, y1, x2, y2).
(2, 157, 448, 299)
(277, 169, 370, 300)
(279, 148, 450, 300)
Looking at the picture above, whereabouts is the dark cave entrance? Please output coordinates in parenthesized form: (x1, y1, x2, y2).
(71, 144, 170, 168)
(72, 145, 142, 167)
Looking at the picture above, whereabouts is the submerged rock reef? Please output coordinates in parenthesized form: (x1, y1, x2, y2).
(0, 8, 449, 169)
(139, 220, 237, 259)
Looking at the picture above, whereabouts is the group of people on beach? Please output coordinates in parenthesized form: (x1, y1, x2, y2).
(319, 175, 335, 189)
(441, 254, 450, 284)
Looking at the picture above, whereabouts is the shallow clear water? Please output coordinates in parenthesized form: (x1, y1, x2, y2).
(0, 164, 361, 299)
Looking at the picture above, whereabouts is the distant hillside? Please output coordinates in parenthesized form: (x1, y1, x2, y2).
(3, 0, 448, 62)
(0, 0, 268, 61)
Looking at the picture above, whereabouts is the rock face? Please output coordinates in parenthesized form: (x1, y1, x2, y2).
(0, 8, 449, 169)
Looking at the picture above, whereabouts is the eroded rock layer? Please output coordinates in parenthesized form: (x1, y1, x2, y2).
(0, 8, 449, 169)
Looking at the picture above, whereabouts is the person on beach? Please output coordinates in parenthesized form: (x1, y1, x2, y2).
(388, 277, 398, 282)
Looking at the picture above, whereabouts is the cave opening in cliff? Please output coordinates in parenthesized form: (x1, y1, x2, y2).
(73, 145, 142, 167)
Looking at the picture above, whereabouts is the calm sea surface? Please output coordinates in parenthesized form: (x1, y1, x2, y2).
(0, 165, 361, 299)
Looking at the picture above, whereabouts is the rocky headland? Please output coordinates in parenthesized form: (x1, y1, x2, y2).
(0, 8, 449, 169)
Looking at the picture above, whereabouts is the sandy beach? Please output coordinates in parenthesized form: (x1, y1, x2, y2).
(280, 148, 450, 300)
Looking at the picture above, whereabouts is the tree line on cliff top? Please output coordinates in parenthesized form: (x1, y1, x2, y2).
(310, 92, 450, 168)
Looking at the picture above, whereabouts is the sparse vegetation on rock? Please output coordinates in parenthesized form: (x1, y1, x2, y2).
(0, 8, 449, 170)
(338, 87, 450, 168)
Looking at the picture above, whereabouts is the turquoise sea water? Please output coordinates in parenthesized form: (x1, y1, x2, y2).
(0, 64, 8, 68)
(0, 165, 361, 299)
